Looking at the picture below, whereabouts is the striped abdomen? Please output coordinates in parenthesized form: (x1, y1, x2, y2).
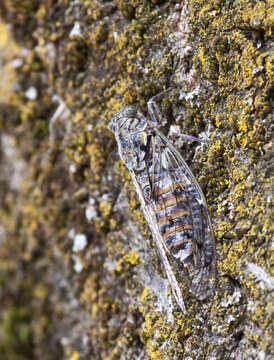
(153, 180, 204, 267)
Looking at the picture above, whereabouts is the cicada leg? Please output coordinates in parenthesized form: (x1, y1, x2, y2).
(147, 88, 172, 125)
(148, 89, 210, 146)
(180, 134, 209, 144)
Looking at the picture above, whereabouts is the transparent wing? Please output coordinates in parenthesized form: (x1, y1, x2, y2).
(149, 129, 217, 300)
(129, 166, 186, 313)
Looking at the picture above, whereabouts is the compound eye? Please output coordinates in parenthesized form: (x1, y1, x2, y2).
(108, 120, 115, 133)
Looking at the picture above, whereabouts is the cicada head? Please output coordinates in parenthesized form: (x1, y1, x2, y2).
(108, 106, 147, 136)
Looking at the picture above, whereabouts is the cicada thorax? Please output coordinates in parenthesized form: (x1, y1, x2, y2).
(117, 130, 149, 171)
(109, 106, 150, 171)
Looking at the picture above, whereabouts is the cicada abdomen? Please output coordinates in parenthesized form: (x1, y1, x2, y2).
(148, 142, 217, 300)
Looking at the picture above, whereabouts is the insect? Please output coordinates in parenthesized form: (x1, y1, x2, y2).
(108, 89, 217, 312)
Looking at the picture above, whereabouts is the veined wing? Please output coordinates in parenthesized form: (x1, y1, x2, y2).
(149, 129, 217, 300)
(129, 167, 186, 313)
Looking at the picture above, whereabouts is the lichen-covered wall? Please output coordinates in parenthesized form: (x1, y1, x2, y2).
(0, 1, 273, 359)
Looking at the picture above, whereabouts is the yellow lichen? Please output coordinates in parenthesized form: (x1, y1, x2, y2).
(116, 250, 140, 273)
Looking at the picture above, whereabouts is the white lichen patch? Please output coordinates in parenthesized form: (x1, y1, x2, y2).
(9, 57, 23, 69)
(220, 287, 242, 307)
(68, 228, 76, 240)
(72, 233, 88, 252)
(246, 263, 274, 290)
(1, 134, 26, 191)
(69, 22, 82, 38)
(72, 254, 84, 273)
(69, 164, 77, 173)
(25, 86, 37, 100)
(85, 197, 97, 221)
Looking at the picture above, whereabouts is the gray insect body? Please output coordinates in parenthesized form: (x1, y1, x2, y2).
(109, 91, 217, 312)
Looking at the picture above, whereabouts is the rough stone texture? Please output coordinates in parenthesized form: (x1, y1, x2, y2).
(0, 1, 273, 359)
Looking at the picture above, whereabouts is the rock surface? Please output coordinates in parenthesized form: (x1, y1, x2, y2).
(0, 1, 273, 359)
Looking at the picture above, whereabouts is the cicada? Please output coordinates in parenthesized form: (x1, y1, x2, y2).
(108, 89, 217, 312)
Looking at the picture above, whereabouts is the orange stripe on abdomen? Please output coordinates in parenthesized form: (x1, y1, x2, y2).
(155, 181, 186, 196)
(162, 224, 193, 240)
(154, 191, 188, 212)
(154, 186, 193, 243)
(156, 209, 191, 226)
(167, 238, 192, 252)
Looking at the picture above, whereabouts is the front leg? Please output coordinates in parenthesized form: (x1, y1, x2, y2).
(147, 88, 173, 125)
